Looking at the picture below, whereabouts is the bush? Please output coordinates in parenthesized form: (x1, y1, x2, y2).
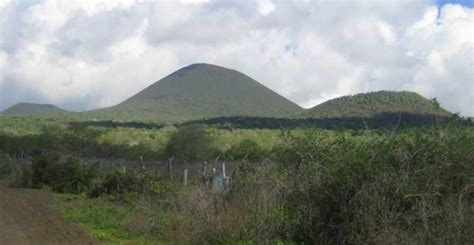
(31, 152, 61, 188)
(0, 153, 13, 178)
(164, 125, 215, 161)
(17, 166, 33, 188)
(88, 168, 178, 199)
(30, 153, 95, 193)
(226, 139, 267, 161)
(275, 126, 474, 244)
(57, 158, 96, 193)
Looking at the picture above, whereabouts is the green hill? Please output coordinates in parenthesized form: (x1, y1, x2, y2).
(305, 91, 451, 118)
(2, 66, 454, 125)
(1, 103, 71, 117)
(86, 63, 302, 122)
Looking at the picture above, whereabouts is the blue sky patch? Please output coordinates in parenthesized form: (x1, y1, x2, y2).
(436, 0, 474, 7)
(284, 41, 299, 57)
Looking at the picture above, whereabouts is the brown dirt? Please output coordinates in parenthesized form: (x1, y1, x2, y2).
(0, 184, 98, 244)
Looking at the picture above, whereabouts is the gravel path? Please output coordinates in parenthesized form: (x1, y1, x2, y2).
(0, 184, 97, 244)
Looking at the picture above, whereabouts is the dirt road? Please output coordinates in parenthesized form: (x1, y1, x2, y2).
(0, 184, 97, 244)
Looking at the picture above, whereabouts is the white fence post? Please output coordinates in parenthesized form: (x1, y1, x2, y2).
(140, 155, 145, 170)
(222, 162, 229, 186)
(183, 169, 188, 186)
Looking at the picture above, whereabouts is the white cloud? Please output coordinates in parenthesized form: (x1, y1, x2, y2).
(179, 0, 210, 4)
(0, 0, 9, 8)
(0, 0, 473, 116)
(258, 0, 275, 16)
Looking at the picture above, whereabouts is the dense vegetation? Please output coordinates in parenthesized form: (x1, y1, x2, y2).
(306, 91, 451, 118)
(0, 115, 473, 243)
(0, 117, 281, 161)
(187, 112, 456, 130)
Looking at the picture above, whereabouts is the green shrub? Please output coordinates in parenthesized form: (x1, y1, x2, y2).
(30, 153, 95, 194)
(90, 168, 143, 197)
(88, 168, 178, 199)
(17, 166, 33, 188)
(0, 153, 12, 178)
(164, 125, 214, 161)
(275, 126, 474, 244)
(31, 152, 62, 188)
(56, 158, 96, 193)
(226, 139, 267, 161)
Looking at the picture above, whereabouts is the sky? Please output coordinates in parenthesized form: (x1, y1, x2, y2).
(0, 0, 473, 116)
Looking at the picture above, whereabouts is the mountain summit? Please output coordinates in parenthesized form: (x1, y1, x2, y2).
(1, 103, 70, 117)
(91, 63, 302, 122)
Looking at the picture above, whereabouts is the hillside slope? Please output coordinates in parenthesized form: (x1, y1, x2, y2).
(1, 103, 70, 117)
(305, 91, 451, 118)
(87, 63, 302, 122)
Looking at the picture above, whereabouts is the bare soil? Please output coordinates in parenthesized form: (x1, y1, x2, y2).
(0, 184, 97, 244)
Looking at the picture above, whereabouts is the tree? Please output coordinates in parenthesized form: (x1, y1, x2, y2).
(226, 139, 267, 161)
(431, 97, 440, 109)
(164, 125, 214, 161)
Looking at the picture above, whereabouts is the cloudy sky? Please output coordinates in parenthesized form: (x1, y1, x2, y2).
(0, 0, 473, 116)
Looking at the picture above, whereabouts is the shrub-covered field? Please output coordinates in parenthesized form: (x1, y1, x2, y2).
(0, 116, 473, 243)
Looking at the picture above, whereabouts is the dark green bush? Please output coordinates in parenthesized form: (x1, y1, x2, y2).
(18, 166, 33, 187)
(56, 158, 96, 193)
(165, 125, 214, 161)
(88, 168, 177, 199)
(0, 153, 12, 178)
(90, 168, 143, 196)
(30, 153, 95, 193)
(225, 139, 267, 161)
(31, 152, 61, 188)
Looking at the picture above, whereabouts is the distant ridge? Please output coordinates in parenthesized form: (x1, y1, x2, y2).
(304, 91, 451, 118)
(1, 103, 70, 117)
(87, 63, 303, 122)
(1, 65, 456, 123)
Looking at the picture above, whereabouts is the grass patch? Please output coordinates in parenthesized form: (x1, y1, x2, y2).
(56, 193, 162, 244)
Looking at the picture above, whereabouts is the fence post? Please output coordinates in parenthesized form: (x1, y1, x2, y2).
(222, 162, 229, 186)
(222, 162, 226, 179)
(183, 169, 188, 186)
(168, 157, 173, 180)
(140, 155, 145, 170)
(211, 167, 218, 190)
(202, 161, 208, 177)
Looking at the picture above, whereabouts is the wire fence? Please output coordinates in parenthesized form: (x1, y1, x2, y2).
(82, 157, 236, 190)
